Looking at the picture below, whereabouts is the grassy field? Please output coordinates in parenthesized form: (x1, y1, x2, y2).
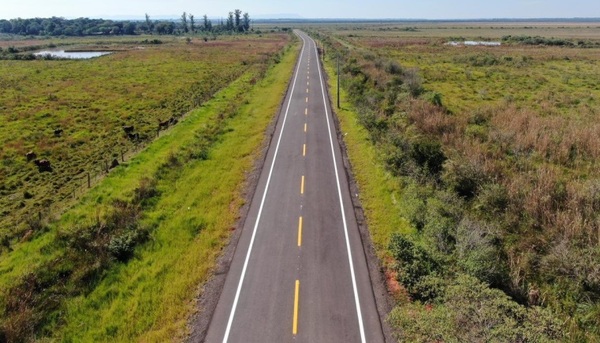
(0, 34, 288, 246)
(0, 33, 298, 341)
(314, 22, 600, 341)
(306, 21, 600, 40)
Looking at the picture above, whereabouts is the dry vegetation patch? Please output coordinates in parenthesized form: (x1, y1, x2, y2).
(315, 22, 600, 341)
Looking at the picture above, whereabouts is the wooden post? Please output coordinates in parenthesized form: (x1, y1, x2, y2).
(87, 172, 91, 188)
(121, 151, 125, 162)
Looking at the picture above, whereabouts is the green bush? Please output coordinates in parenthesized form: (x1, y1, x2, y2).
(476, 183, 509, 216)
(410, 138, 446, 176)
(133, 177, 160, 207)
(385, 60, 403, 75)
(389, 274, 565, 342)
(455, 218, 507, 287)
(410, 274, 448, 303)
(389, 234, 441, 300)
(424, 91, 443, 107)
(402, 68, 423, 97)
(385, 144, 411, 176)
(442, 158, 488, 199)
(422, 191, 463, 255)
(108, 230, 146, 262)
(399, 181, 432, 231)
(465, 124, 488, 142)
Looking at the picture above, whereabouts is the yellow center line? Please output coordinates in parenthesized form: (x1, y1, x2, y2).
(303, 144, 306, 157)
(307, 88, 309, 93)
(293, 280, 300, 335)
(304, 123, 307, 133)
(305, 108, 308, 115)
(300, 175, 305, 194)
(297, 216, 303, 247)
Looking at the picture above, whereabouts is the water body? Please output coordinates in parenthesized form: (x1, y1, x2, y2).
(34, 50, 112, 59)
(447, 41, 502, 46)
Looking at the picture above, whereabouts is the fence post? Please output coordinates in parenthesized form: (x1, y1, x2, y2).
(121, 151, 125, 162)
(87, 172, 91, 188)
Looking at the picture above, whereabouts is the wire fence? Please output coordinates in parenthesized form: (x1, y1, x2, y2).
(32, 126, 174, 228)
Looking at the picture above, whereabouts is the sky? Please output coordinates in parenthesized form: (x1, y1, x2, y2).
(1, 0, 599, 20)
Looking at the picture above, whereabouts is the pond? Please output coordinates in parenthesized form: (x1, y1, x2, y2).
(34, 50, 112, 59)
(446, 41, 502, 47)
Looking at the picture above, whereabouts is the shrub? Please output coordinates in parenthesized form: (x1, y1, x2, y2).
(133, 177, 159, 206)
(476, 183, 509, 216)
(400, 181, 432, 230)
(541, 241, 600, 300)
(389, 234, 441, 299)
(455, 217, 507, 287)
(424, 91, 443, 107)
(410, 274, 448, 303)
(442, 158, 488, 199)
(385, 144, 411, 176)
(389, 274, 565, 342)
(190, 143, 210, 160)
(108, 230, 147, 262)
(465, 124, 488, 142)
(385, 60, 403, 75)
(402, 68, 423, 97)
(410, 138, 446, 176)
(468, 109, 492, 126)
(422, 191, 463, 255)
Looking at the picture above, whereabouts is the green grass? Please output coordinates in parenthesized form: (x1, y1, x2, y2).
(50, 38, 301, 342)
(380, 45, 600, 115)
(0, 36, 299, 341)
(311, 21, 600, 40)
(0, 34, 288, 243)
(322, 56, 412, 261)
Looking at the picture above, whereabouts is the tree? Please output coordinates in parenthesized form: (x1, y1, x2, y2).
(0, 19, 11, 33)
(145, 13, 153, 34)
(26, 22, 41, 35)
(203, 14, 212, 31)
(124, 22, 136, 35)
(243, 12, 250, 31)
(234, 9, 242, 31)
(181, 12, 188, 33)
(226, 12, 234, 31)
(188, 13, 195, 33)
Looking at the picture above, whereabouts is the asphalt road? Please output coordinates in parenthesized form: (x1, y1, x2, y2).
(204, 31, 385, 343)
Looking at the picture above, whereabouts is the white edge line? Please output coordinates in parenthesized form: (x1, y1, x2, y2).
(310, 33, 367, 343)
(222, 31, 307, 343)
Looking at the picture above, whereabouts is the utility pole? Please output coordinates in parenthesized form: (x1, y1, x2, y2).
(337, 54, 340, 109)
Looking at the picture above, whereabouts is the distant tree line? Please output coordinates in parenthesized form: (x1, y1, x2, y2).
(502, 35, 600, 48)
(0, 10, 252, 37)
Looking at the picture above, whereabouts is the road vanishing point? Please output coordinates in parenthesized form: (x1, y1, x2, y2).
(204, 31, 385, 343)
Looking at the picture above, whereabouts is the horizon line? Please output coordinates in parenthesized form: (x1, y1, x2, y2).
(2, 16, 600, 22)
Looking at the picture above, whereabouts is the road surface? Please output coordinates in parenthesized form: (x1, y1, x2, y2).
(204, 30, 385, 343)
